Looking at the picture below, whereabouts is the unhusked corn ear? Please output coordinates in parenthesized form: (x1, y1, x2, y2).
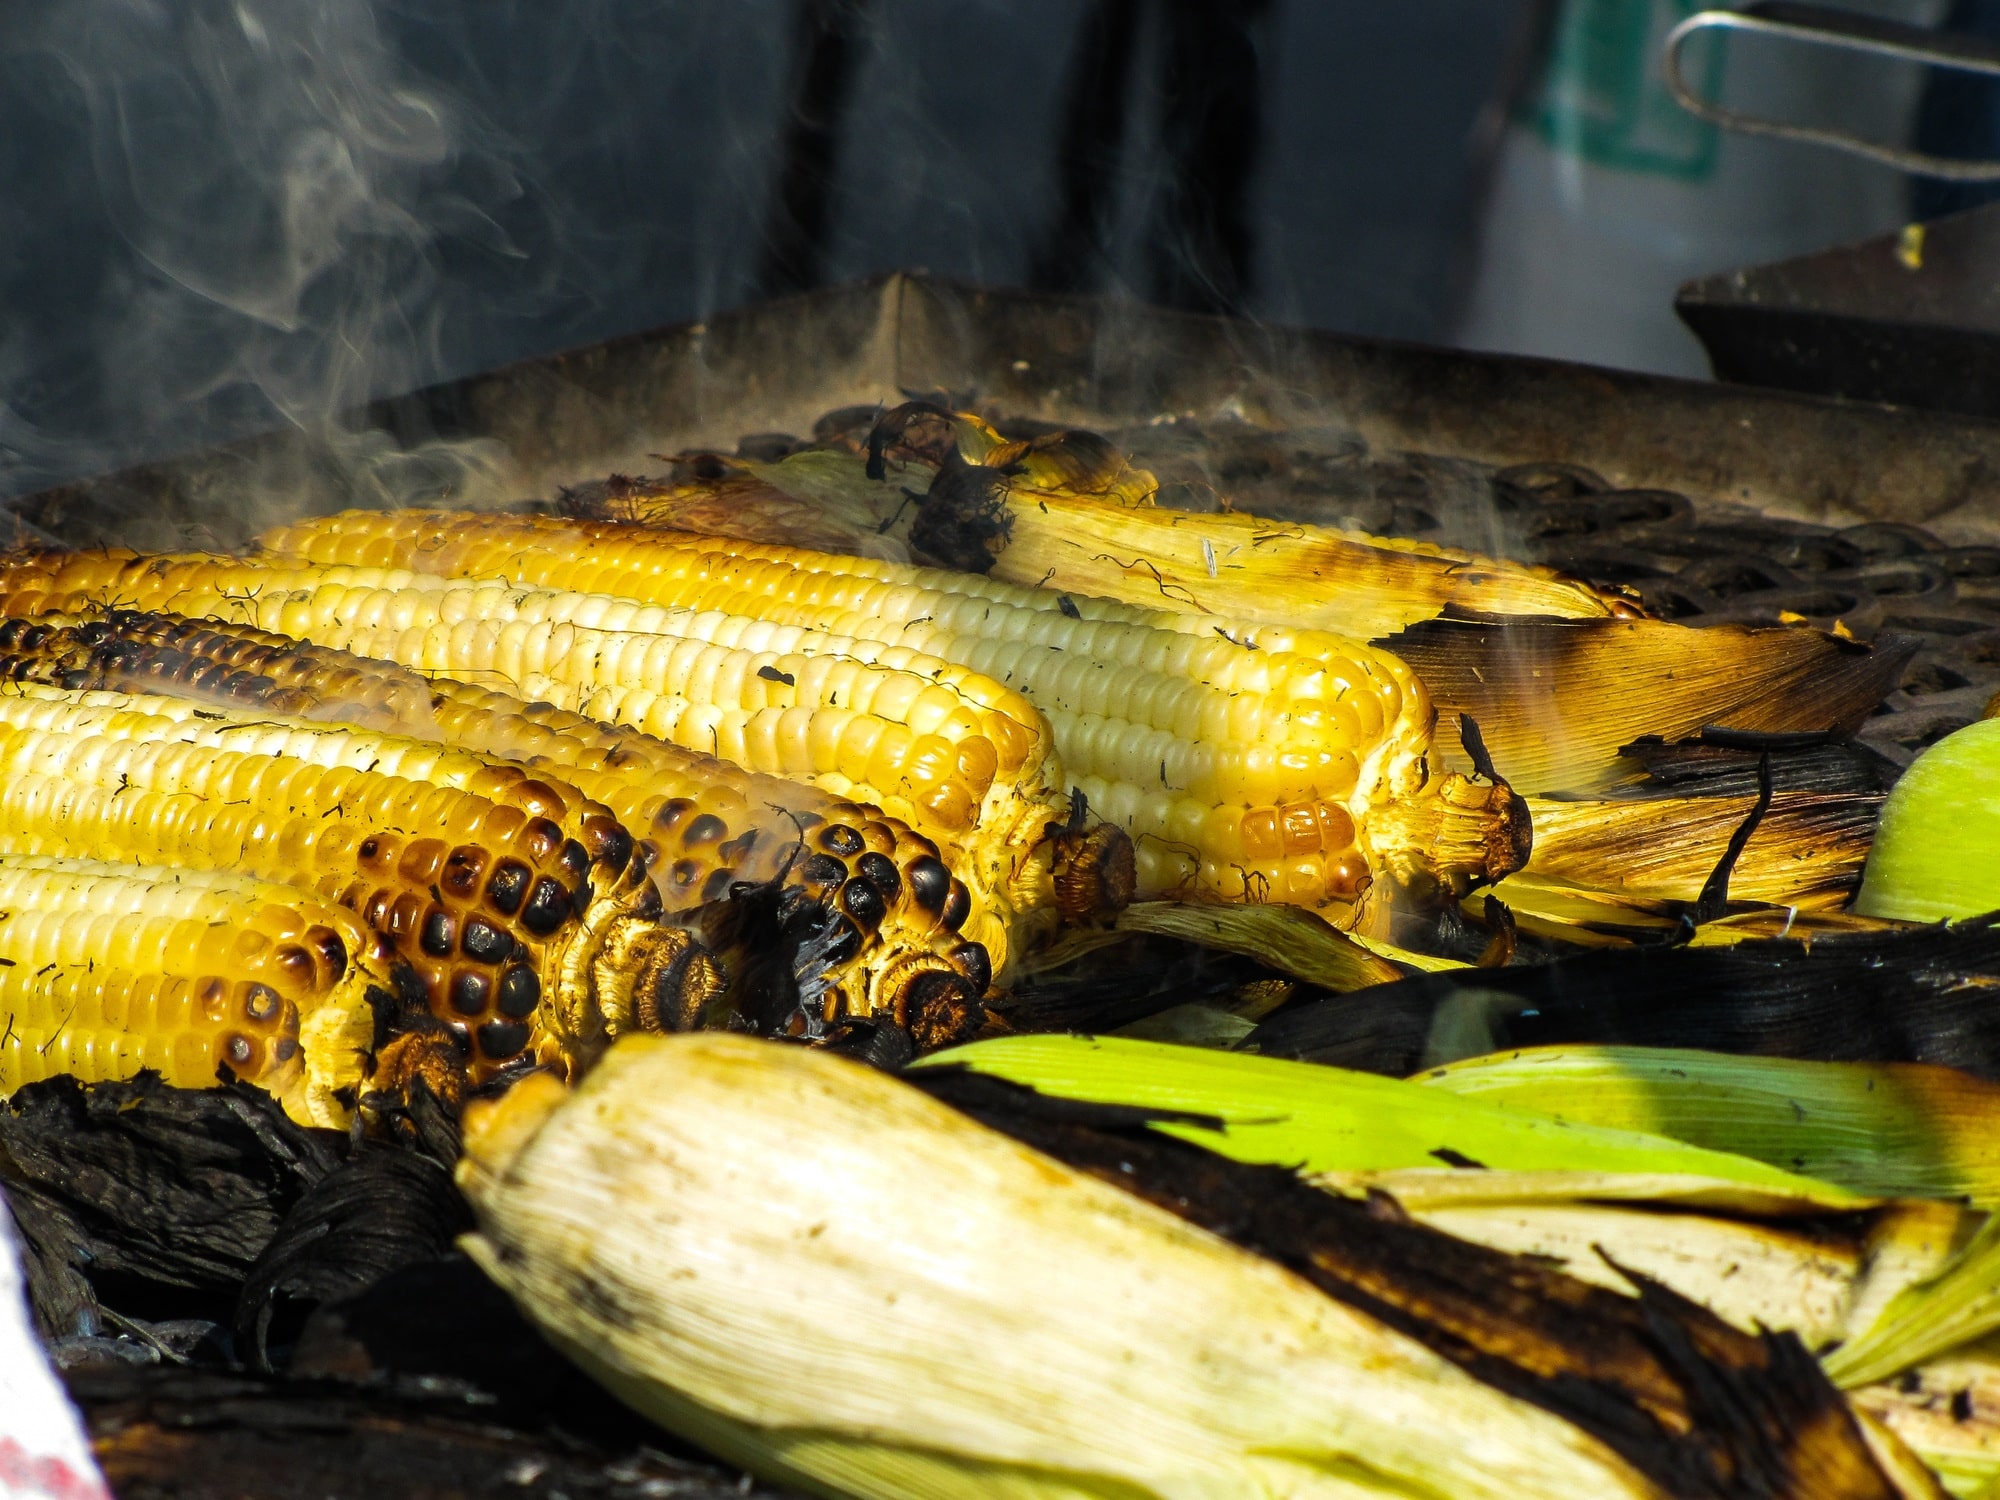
(0, 718, 651, 1082)
(1858, 718, 2000, 923)
(252, 512, 1522, 917)
(0, 855, 391, 1127)
(455, 1035, 1923, 1500)
(0, 608, 1001, 1005)
(0, 553, 1053, 848)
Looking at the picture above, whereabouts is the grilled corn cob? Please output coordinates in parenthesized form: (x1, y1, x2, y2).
(0, 553, 1059, 866)
(0, 707, 711, 1084)
(0, 676, 984, 1048)
(253, 512, 1528, 918)
(0, 855, 389, 1126)
(0, 610, 1003, 999)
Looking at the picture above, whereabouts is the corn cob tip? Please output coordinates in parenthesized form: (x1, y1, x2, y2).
(1369, 772, 1532, 897)
(605, 921, 727, 1036)
(1048, 817, 1137, 923)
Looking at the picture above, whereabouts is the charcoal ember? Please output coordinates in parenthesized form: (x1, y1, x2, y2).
(0, 1073, 341, 1339)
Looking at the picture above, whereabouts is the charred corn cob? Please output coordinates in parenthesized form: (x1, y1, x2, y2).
(0, 552, 1055, 854)
(253, 512, 1528, 919)
(0, 610, 1004, 1001)
(0, 678, 992, 1043)
(0, 855, 389, 1127)
(0, 708, 712, 1084)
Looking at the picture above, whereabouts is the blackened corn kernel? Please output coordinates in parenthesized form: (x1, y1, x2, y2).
(419, 906, 456, 958)
(520, 877, 571, 936)
(449, 970, 491, 1016)
(681, 813, 727, 847)
(818, 823, 864, 857)
(461, 915, 510, 964)
(485, 859, 530, 915)
(496, 964, 540, 1018)
(476, 1019, 531, 1060)
(907, 855, 951, 914)
(856, 851, 900, 902)
(440, 845, 486, 899)
(800, 852, 848, 890)
(839, 876, 885, 929)
(652, 797, 696, 831)
(939, 881, 971, 933)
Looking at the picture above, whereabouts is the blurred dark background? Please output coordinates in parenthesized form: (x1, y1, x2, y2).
(0, 0, 1972, 498)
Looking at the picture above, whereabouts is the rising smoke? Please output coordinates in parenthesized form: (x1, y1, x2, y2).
(0, 0, 789, 510)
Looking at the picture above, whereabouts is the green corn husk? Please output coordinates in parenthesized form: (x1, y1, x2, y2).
(1417, 1046, 2000, 1206)
(456, 1035, 1934, 1500)
(920, 1036, 1984, 1358)
(1858, 718, 2000, 922)
(918, 1035, 1869, 1213)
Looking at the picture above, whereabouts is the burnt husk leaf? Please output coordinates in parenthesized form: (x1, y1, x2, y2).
(1249, 918, 2000, 1077)
(1, 1072, 341, 1338)
(911, 1069, 1901, 1500)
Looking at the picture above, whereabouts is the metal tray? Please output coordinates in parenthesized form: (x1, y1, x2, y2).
(17, 271, 2000, 551)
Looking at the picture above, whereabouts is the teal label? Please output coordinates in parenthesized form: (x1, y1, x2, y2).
(1524, 0, 1727, 179)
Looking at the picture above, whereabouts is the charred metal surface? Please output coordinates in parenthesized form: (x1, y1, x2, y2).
(916, 1069, 1903, 1500)
(1677, 201, 2000, 420)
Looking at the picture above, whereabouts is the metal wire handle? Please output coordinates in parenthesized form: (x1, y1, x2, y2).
(1664, 0, 2000, 180)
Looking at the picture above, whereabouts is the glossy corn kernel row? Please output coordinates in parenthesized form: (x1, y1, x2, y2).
(257, 512, 1464, 912)
(0, 554, 1050, 845)
(0, 856, 392, 1126)
(0, 610, 1003, 992)
(0, 721, 658, 1082)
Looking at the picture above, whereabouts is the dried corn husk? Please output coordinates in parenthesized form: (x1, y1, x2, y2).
(457, 1035, 1759, 1500)
(961, 489, 1622, 637)
(1524, 790, 1879, 911)
(1418, 1046, 2000, 1206)
(1858, 719, 2000, 923)
(1382, 614, 1914, 794)
(1854, 1338, 2000, 1498)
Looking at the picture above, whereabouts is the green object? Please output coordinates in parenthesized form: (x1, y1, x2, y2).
(918, 1034, 1867, 1212)
(1419, 1045, 2000, 1206)
(1857, 717, 2000, 922)
(1525, 0, 1724, 180)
